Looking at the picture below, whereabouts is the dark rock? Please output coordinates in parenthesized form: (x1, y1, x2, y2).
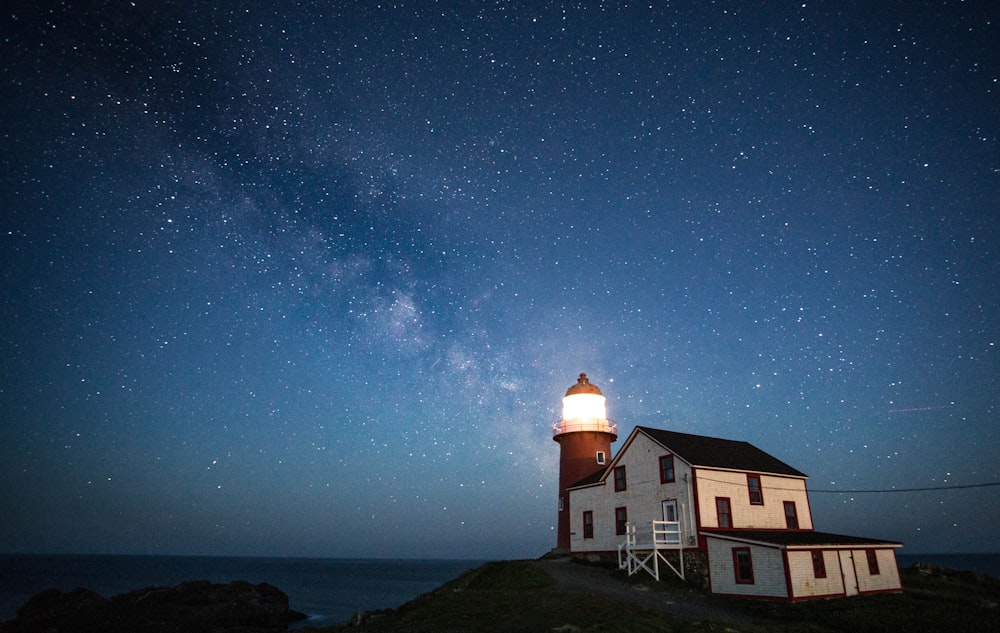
(1, 581, 306, 633)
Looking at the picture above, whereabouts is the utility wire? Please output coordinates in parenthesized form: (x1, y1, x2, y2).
(692, 474, 1000, 494)
(810, 481, 1000, 494)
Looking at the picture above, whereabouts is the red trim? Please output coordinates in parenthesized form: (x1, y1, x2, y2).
(781, 550, 793, 598)
(803, 479, 815, 530)
(582, 510, 594, 539)
(713, 590, 851, 602)
(783, 501, 799, 529)
(691, 467, 706, 550)
(865, 549, 880, 575)
(811, 550, 827, 578)
(659, 454, 675, 483)
(732, 547, 755, 584)
(614, 466, 627, 492)
(716, 496, 733, 528)
(747, 473, 763, 505)
(711, 591, 781, 600)
(789, 590, 848, 601)
(615, 506, 628, 535)
(858, 586, 903, 596)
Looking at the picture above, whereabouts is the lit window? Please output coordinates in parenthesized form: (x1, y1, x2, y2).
(733, 547, 754, 584)
(716, 497, 732, 528)
(747, 474, 763, 505)
(659, 454, 675, 483)
(614, 466, 627, 492)
(583, 511, 594, 538)
(812, 551, 827, 578)
(866, 549, 880, 575)
(784, 501, 799, 529)
(615, 506, 628, 535)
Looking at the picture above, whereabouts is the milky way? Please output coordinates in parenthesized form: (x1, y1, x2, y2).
(1, 2, 997, 558)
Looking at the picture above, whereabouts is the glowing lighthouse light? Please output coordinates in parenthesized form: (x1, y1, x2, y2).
(555, 373, 616, 435)
(562, 391, 606, 425)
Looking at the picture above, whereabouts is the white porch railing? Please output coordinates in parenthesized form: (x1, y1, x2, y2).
(617, 520, 685, 582)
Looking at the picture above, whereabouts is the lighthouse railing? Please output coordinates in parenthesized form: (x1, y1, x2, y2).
(552, 418, 618, 436)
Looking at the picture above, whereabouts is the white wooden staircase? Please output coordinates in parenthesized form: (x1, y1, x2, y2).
(617, 520, 685, 582)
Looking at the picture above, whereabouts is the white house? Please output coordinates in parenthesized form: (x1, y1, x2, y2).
(565, 425, 903, 600)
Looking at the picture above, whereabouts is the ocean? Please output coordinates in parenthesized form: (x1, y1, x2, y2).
(0, 555, 484, 628)
(2, 552, 998, 626)
(895, 552, 1000, 579)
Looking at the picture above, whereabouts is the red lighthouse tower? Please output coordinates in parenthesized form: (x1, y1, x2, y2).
(553, 373, 618, 552)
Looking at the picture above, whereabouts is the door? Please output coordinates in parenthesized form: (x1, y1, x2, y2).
(839, 550, 859, 596)
(661, 500, 681, 545)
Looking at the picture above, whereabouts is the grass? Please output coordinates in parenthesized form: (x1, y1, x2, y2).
(308, 561, 1000, 633)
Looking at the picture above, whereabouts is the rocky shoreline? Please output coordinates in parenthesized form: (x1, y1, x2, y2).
(0, 580, 307, 633)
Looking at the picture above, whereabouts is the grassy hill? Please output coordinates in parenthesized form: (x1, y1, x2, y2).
(309, 559, 1000, 633)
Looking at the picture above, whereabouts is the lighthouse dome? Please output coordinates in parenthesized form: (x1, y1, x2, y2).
(565, 373, 603, 397)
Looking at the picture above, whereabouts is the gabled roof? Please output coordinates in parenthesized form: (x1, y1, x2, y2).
(700, 529, 902, 549)
(638, 426, 807, 477)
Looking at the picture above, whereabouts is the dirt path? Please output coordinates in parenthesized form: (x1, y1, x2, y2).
(532, 558, 752, 624)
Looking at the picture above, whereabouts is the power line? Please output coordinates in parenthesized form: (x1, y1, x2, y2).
(693, 474, 1000, 494)
(810, 481, 1000, 494)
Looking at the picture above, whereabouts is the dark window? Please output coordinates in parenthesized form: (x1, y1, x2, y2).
(784, 501, 799, 529)
(866, 549, 880, 575)
(747, 474, 763, 505)
(659, 455, 675, 483)
(811, 551, 827, 578)
(583, 511, 594, 539)
(615, 506, 628, 535)
(614, 466, 627, 492)
(716, 497, 732, 528)
(596, 451, 606, 465)
(733, 547, 755, 584)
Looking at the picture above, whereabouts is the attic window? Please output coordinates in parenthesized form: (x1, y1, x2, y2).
(659, 454, 675, 483)
(596, 451, 606, 465)
(613, 466, 627, 492)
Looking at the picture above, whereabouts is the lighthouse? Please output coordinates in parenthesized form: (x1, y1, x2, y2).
(553, 373, 618, 552)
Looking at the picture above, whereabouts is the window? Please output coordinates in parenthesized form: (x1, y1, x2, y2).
(716, 497, 732, 528)
(582, 511, 594, 539)
(866, 549, 880, 575)
(615, 506, 628, 535)
(558, 496, 564, 511)
(659, 454, 675, 483)
(733, 547, 755, 584)
(811, 551, 827, 578)
(614, 465, 627, 491)
(596, 451, 606, 465)
(783, 501, 799, 529)
(747, 474, 763, 505)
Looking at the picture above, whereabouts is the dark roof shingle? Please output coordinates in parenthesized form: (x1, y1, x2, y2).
(638, 426, 807, 477)
(700, 529, 902, 547)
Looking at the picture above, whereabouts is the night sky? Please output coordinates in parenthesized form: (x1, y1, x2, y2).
(2, 1, 997, 560)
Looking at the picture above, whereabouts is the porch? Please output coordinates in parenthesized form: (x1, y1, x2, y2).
(617, 520, 686, 582)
